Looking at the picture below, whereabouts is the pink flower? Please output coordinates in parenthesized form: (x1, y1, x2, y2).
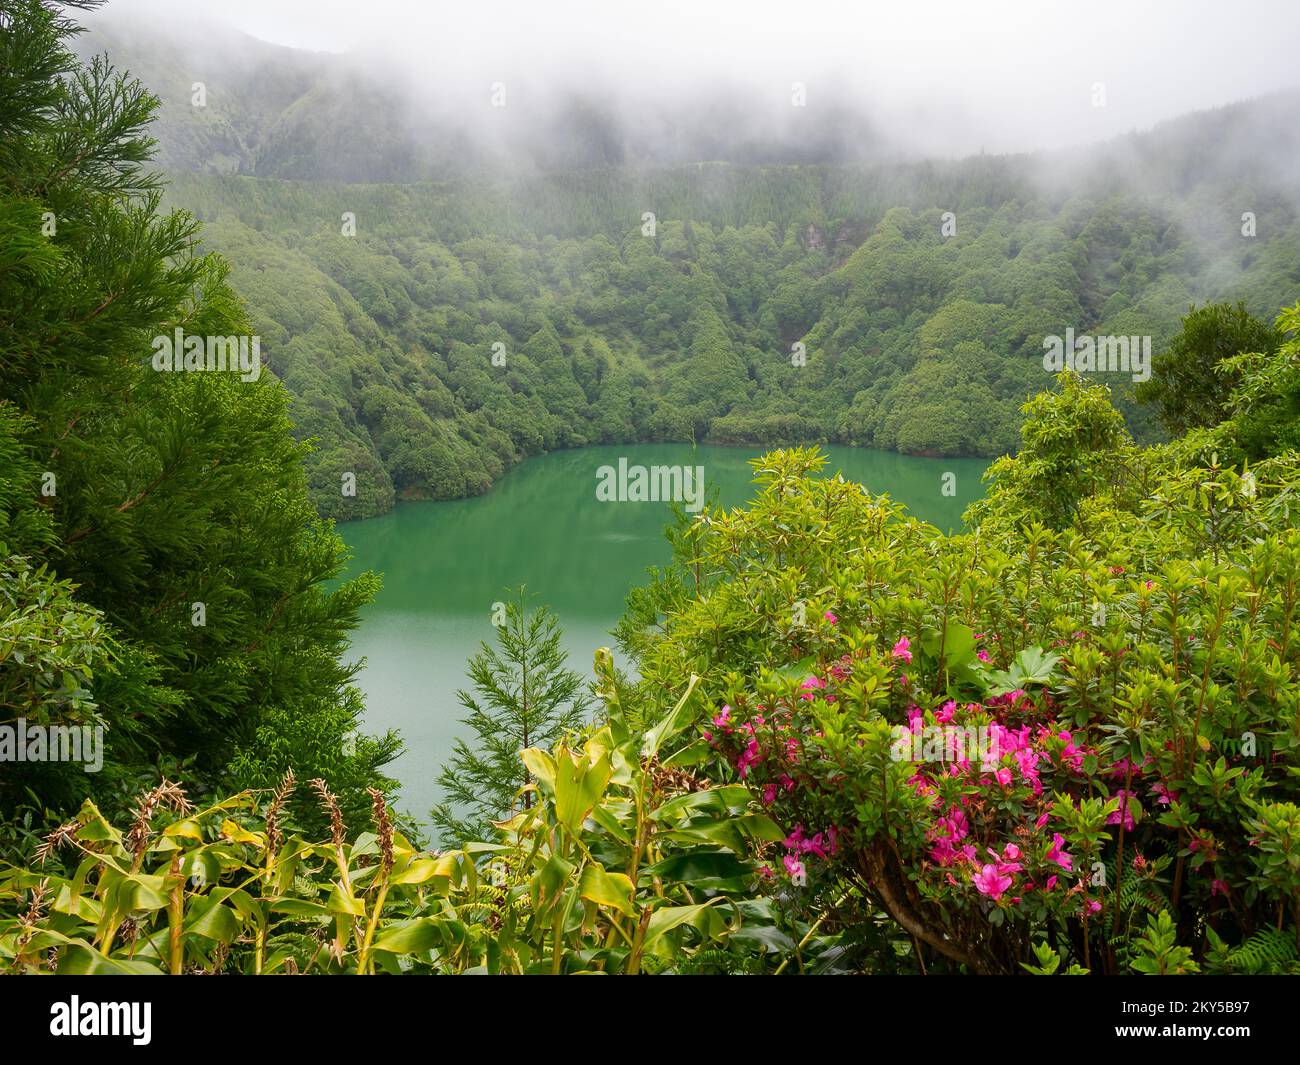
(1057, 731, 1086, 772)
(947, 808, 970, 840)
(783, 855, 805, 881)
(1211, 879, 1230, 898)
(1035, 811, 1050, 829)
(762, 783, 777, 805)
(1085, 899, 1102, 915)
(931, 837, 959, 866)
(736, 738, 762, 778)
(824, 611, 838, 624)
(973, 864, 1013, 900)
(936, 700, 957, 723)
(1047, 833, 1073, 871)
(712, 706, 732, 729)
(995, 768, 1013, 787)
(976, 650, 990, 662)
(1107, 789, 1139, 832)
(1003, 843, 1021, 860)
(1045, 875, 1058, 891)
(892, 636, 912, 663)
(802, 832, 829, 858)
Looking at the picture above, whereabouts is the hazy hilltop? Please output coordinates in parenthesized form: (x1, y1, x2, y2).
(75, 13, 895, 180)
(76, 9, 1300, 194)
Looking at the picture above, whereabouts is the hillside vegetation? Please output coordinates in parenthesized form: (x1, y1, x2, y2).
(167, 147, 1300, 518)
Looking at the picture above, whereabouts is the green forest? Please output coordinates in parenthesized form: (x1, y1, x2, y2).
(3, 0, 1300, 982)
(165, 143, 1300, 519)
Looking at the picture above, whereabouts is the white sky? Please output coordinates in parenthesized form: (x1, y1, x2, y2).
(96, 0, 1300, 154)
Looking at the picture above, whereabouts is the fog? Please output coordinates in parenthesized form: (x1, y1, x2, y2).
(89, 0, 1300, 162)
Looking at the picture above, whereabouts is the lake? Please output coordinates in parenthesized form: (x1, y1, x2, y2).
(339, 444, 989, 825)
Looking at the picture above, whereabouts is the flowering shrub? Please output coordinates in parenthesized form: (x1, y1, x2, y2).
(621, 356, 1300, 974)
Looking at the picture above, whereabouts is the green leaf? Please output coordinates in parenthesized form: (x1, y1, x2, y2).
(117, 872, 169, 912)
(651, 785, 751, 822)
(578, 864, 635, 916)
(642, 674, 701, 759)
(270, 898, 331, 918)
(326, 882, 367, 917)
(372, 917, 445, 955)
(521, 747, 557, 796)
(646, 850, 753, 890)
(57, 945, 162, 975)
(642, 901, 727, 951)
(531, 854, 575, 918)
(184, 898, 240, 944)
(553, 743, 612, 833)
(989, 645, 1061, 695)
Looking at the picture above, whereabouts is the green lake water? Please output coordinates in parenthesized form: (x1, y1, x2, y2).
(339, 444, 989, 824)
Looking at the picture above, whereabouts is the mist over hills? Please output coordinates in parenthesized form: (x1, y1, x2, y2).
(75, 14, 896, 179)
(73, 13, 1300, 520)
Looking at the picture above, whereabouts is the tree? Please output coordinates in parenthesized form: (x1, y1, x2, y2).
(1136, 301, 1282, 436)
(0, 0, 395, 841)
(1224, 303, 1300, 460)
(430, 591, 590, 844)
(964, 371, 1133, 534)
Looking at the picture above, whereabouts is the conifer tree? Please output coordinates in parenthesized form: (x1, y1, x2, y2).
(0, 0, 396, 840)
(430, 591, 589, 845)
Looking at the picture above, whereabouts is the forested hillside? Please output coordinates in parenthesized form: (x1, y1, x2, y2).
(70, 18, 1300, 519)
(163, 150, 1299, 518)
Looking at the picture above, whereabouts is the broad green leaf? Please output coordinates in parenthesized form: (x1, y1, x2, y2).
(57, 945, 161, 975)
(117, 872, 169, 912)
(531, 854, 575, 918)
(642, 901, 725, 951)
(521, 748, 557, 795)
(220, 819, 264, 845)
(372, 917, 445, 954)
(184, 898, 240, 944)
(652, 785, 751, 822)
(270, 898, 331, 918)
(642, 674, 701, 759)
(326, 882, 367, 917)
(74, 800, 121, 846)
(553, 743, 612, 833)
(162, 818, 204, 841)
(646, 850, 753, 890)
(578, 864, 635, 916)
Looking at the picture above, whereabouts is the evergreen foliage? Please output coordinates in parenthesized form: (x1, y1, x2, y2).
(430, 591, 589, 845)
